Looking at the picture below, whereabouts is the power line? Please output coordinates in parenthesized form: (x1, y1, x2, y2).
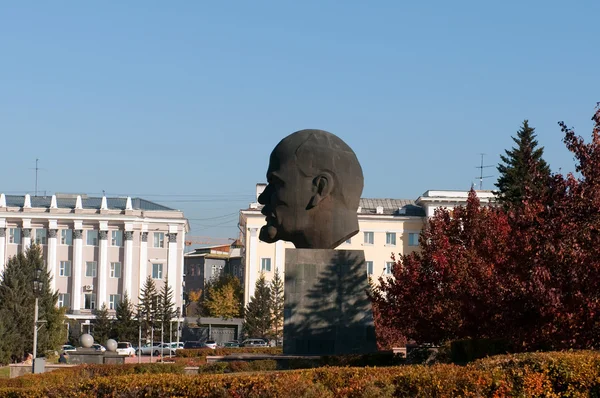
(186, 212, 240, 221)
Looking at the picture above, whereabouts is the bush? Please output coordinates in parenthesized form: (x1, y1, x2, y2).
(3, 351, 600, 397)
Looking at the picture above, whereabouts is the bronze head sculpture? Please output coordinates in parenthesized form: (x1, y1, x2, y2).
(258, 129, 364, 249)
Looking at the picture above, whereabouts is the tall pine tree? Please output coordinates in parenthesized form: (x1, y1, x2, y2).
(269, 268, 284, 343)
(243, 273, 272, 339)
(0, 244, 65, 363)
(92, 303, 112, 345)
(496, 120, 551, 208)
(137, 275, 159, 343)
(114, 293, 137, 342)
(157, 275, 176, 341)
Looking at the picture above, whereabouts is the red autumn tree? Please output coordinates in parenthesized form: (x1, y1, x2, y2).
(371, 103, 600, 351)
(369, 189, 512, 346)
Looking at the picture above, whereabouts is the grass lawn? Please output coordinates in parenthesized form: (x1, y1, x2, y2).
(0, 367, 10, 378)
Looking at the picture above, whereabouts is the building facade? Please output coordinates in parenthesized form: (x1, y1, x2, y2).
(239, 184, 431, 305)
(0, 193, 189, 322)
(238, 184, 497, 306)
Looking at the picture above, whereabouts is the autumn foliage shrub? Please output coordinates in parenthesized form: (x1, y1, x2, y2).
(3, 351, 600, 397)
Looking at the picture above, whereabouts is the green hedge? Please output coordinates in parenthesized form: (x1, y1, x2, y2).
(175, 347, 283, 358)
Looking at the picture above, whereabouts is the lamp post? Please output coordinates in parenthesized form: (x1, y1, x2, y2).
(137, 311, 145, 364)
(176, 307, 181, 349)
(160, 318, 164, 363)
(150, 314, 155, 363)
(32, 265, 43, 372)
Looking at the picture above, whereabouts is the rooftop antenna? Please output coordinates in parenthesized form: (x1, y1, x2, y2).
(30, 158, 46, 197)
(475, 153, 494, 190)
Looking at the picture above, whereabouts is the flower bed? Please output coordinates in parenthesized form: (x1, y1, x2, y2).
(1, 351, 600, 397)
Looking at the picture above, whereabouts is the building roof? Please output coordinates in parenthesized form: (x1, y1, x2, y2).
(358, 198, 425, 216)
(3, 195, 174, 211)
(243, 197, 425, 217)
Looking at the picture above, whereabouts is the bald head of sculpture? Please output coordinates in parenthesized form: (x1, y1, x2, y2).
(257, 129, 364, 249)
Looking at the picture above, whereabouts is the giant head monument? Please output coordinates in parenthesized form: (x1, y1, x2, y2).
(257, 129, 364, 249)
(258, 129, 377, 355)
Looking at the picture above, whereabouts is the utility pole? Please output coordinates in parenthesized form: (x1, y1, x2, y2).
(475, 153, 494, 190)
(35, 159, 39, 197)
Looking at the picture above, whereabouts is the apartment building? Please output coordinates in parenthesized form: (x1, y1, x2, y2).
(0, 193, 189, 321)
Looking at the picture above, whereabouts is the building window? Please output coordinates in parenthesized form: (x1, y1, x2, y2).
(59, 261, 71, 277)
(84, 293, 96, 310)
(109, 294, 121, 310)
(35, 228, 47, 245)
(152, 263, 163, 279)
(261, 258, 272, 272)
(153, 232, 165, 248)
(85, 261, 97, 278)
(87, 230, 98, 246)
(366, 261, 374, 275)
(9, 228, 21, 244)
(61, 229, 73, 245)
(110, 262, 121, 278)
(111, 230, 123, 247)
(364, 232, 374, 245)
(408, 233, 419, 246)
(58, 293, 70, 308)
(386, 232, 396, 246)
(385, 262, 394, 275)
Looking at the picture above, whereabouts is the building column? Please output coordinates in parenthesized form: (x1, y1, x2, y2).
(123, 231, 134, 297)
(22, 228, 31, 251)
(47, 228, 58, 293)
(167, 232, 178, 299)
(72, 229, 83, 313)
(98, 230, 108, 309)
(246, 228, 259, 305)
(139, 232, 148, 297)
(0, 227, 5, 274)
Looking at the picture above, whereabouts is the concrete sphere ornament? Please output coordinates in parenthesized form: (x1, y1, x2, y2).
(106, 339, 117, 352)
(80, 333, 94, 348)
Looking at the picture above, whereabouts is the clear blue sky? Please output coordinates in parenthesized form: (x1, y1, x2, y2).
(1, 1, 598, 239)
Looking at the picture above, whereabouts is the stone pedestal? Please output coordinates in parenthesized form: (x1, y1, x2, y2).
(283, 249, 377, 355)
(67, 348, 104, 365)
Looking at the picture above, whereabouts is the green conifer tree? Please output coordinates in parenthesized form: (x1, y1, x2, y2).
(137, 275, 159, 343)
(496, 120, 551, 208)
(243, 273, 272, 339)
(158, 275, 176, 341)
(92, 303, 112, 345)
(269, 268, 284, 343)
(114, 293, 137, 342)
(0, 244, 65, 363)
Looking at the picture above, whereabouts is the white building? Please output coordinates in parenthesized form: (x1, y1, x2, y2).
(238, 184, 497, 305)
(0, 193, 189, 322)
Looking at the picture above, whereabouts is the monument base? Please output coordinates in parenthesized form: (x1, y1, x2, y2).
(283, 249, 377, 355)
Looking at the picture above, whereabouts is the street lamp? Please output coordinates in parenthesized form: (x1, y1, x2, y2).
(150, 314, 154, 363)
(137, 311, 145, 364)
(32, 264, 44, 372)
(176, 307, 181, 350)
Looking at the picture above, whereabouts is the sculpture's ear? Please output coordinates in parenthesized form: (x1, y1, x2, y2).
(308, 172, 334, 209)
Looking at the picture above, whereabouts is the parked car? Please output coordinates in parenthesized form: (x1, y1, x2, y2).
(183, 341, 204, 349)
(223, 341, 240, 348)
(136, 343, 175, 356)
(92, 344, 106, 352)
(203, 340, 217, 349)
(241, 339, 268, 347)
(170, 342, 184, 350)
(61, 344, 76, 354)
(116, 342, 136, 356)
